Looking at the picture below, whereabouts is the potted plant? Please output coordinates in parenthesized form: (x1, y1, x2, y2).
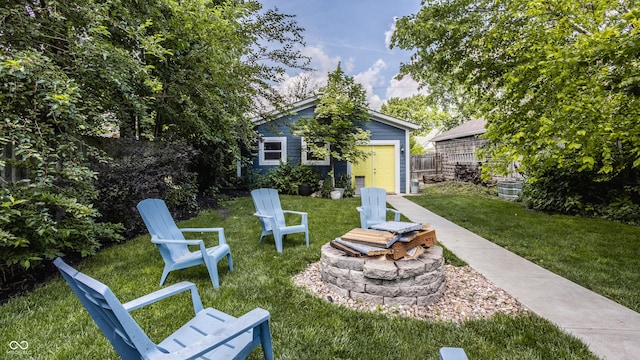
(335, 174, 354, 198)
(292, 164, 321, 196)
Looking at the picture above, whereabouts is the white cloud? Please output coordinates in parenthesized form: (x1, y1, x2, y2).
(385, 74, 427, 100)
(384, 18, 397, 49)
(354, 59, 387, 109)
(281, 45, 427, 109)
(301, 45, 342, 75)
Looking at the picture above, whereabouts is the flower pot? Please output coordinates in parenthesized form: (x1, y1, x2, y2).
(330, 190, 342, 200)
(298, 184, 312, 196)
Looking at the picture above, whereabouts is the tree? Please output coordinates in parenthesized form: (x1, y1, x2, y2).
(293, 64, 370, 183)
(391, 0, 640, 218)
(86, 0, 311, 189)
(0, 0, 311, 271)
(0, 51, 122, 272)
(1, 0, 310, 190)
(380, 94, 459, 154)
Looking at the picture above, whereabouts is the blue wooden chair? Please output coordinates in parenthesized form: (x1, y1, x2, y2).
(53, 258, 273, 360)
(357, 187, 401, 228)
(439, 347, 469, 360)
(250, 188, 309, 253)
(137, 199, 233, 289)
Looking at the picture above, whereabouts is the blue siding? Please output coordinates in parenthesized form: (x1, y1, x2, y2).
(253, 106, 331, 177)
(252, 107, 411, 193)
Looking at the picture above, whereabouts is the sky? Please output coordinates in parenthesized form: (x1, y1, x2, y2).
(261, 0, 426, 110)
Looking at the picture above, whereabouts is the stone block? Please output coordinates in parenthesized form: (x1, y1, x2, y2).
(321, 243, 365, 270)
(325, 265, 350, 279)
(396, 258, 426, 279)
(320, 244, 344, 266)
(415, 270, 444, 285)
(417, 281, 446, 306)
(325, 282, 350, 298)
(337, 277, 366, 293)
(351, 291, 383, 304)
(350, 270, 382, 285)
(320, 271, 338, 286)
(398, 284, 433, 297)
(384, 296, 417, 306)
(419, 246, 445, 272)
(363, 259, 397, 280)
(366, 284, 400, 297)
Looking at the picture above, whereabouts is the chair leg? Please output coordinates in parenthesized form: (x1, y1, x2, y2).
(202, 258, 220, 289)
(226, 252, 234, 272)
(259, 321, 274, 360)
(160, 267, 171, 286)
(274, 235, 283, 253)
(304, 230, 309, 247)
(208, 267, 220, 289)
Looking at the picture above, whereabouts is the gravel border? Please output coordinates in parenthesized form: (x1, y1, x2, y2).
(293, 261, 529, 322)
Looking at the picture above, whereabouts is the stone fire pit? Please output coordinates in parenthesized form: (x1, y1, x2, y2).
(320, 243, 446, 306)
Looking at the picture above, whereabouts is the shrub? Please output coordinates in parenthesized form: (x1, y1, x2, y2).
(0, 51, 122, 277)
(321, 175, 334, 198)
(251, 162, 321, 195)
(291, 164, 322, 194)
(90, 139, 200, 238)
(522, 167, 640, 225)
(336, 173, 354, 198)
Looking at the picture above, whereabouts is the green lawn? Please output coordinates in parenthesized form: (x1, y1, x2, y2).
(0, 195, 597, 359)
(412, 182, 640, 313)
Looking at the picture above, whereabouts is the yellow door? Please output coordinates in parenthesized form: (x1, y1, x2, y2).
(352, 145, 395, 193)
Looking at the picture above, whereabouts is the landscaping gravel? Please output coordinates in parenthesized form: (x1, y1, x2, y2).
(293, 261, 529, 322)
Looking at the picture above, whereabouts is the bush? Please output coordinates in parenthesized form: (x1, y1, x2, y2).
(0, 52, 122, 276)
(522, 167, 640, 225)
(336, 173, 354, 198)
(90, 139, 200, 238)
(321, 175, 334, 198)
(250, 162, 321, 195)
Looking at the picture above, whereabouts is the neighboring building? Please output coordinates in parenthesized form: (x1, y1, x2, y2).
(430, 118, 487, 181)
(250, 97, 420, 194)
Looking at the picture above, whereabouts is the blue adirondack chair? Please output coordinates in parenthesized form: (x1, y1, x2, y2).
(439, 347, 469, 360)
(53, 258, 273, 360)
(251, 188, 309, 253)
(357, 187, 401, 228)
(137, 199, 233, 289)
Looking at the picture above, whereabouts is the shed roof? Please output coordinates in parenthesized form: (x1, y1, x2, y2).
(431, 118, 486, 142)
(251, 96, 420, 131)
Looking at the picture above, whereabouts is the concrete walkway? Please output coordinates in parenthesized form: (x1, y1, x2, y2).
(386, 195, 640, 360)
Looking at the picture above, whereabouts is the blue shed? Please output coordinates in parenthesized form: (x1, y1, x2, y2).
(250, 97, 420, 194)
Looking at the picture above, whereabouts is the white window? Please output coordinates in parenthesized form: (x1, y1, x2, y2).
(301, 138, 330, 166)
(259, 137, 287, 165)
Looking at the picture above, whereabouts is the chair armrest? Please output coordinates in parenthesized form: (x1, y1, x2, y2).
(123, 281, 204, 314)
(167, 308, 271, 359)
(283, 210, 307, 225)
(387, 208, 401, 221)
(283, 210, 306, 216)
(356, 206, 364, 213)
(179, 227, 225, 233)
(151, 238, 203, 246)
(180, 228, 226, 245)
(253, 213, 274, 220)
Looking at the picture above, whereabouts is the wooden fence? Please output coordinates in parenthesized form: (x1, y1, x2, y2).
(410, 153, 442, 180)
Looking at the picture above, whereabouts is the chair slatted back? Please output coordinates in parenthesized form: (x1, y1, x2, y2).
(137, 199, 190, 261)
(54, 258, 159, 360)
(251, 189, 286, 229)
(361, 187, 388, 223)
